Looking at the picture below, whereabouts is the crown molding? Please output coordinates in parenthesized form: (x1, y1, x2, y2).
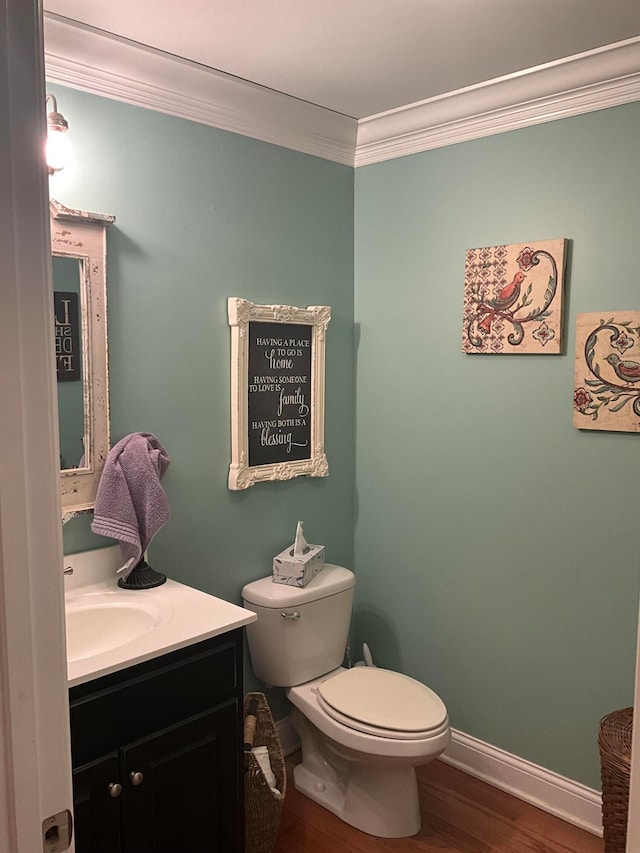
(355, 36, 640, 166)
(44, 14, 640, 169)
(43, 13, 357, 167)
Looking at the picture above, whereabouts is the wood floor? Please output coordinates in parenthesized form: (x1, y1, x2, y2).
(272, 755, 604, 852)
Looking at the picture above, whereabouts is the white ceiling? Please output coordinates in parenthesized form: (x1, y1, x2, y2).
(43, 0, 640, 119)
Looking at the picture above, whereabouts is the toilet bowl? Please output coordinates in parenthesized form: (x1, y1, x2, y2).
(286, 667, 450, 837)
(241, 565, 451, 838)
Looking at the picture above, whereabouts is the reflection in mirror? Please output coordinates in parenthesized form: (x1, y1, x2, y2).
(53, 256, 86, 470)
(50, 199, 115, 523)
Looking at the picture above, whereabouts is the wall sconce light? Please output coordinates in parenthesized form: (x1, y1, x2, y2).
(45, 94, 71, 175)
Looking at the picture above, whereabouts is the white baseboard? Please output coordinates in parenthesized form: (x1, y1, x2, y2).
(275, 716, 602, 837)
(441, 729, 602, 837)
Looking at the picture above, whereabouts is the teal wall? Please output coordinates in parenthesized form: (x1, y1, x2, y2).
(51, 84, 355, 641)
(50, 79, 640, 789)
(353, 102, 640, 788)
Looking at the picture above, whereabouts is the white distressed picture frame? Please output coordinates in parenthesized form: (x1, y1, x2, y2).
(50, 199, 114, 522)
(228, 298, 330, 490)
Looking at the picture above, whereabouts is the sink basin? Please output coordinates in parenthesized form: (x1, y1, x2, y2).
(65, 594, 171, 663)
(63, 545, 257, 686)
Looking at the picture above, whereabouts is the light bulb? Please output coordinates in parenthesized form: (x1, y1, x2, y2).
(46, 128, 72, 173)
(45, 94, 72, 174)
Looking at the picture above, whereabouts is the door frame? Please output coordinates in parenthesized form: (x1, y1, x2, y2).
(626, 602, 640, 848)
(0, 0, 74, 850)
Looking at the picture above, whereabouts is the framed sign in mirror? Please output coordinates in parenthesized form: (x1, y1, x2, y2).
(228, 298, 331, 490)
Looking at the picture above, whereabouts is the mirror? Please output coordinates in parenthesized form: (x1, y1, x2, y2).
(50, 198, 115, 522)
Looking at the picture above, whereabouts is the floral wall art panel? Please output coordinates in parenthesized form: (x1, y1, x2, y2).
(463, 239, 567, 354)
(574, 312, 640, 433)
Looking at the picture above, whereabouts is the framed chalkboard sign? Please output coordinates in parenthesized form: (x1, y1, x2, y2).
(228, 298, 331, 490)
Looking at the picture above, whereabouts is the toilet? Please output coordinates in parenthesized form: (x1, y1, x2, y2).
(241, 564, 451, 838)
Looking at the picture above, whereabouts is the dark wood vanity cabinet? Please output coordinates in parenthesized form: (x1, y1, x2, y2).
(69, 630, 245, 853)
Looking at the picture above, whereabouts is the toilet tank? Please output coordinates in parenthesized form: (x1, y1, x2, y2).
(242, 565, 355, 687)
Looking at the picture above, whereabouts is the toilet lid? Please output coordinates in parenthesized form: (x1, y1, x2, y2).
(317, 667, 448, 739)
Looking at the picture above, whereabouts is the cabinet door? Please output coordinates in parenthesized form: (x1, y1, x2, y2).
(72, 753, 122, 853)
(120, 700, 242, 853)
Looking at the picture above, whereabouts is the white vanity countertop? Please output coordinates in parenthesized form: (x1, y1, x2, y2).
(64, 546, 257, 687)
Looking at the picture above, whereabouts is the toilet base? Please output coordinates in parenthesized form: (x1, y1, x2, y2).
(294, 759, 421, 838)
(291, 707, 421, 838)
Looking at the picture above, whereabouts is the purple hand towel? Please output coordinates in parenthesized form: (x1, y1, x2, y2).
(91, 432, 171, 578)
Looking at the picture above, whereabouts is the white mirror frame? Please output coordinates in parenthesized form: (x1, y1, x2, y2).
(50, 199, 114, 522)
(228, 298, 330, 490)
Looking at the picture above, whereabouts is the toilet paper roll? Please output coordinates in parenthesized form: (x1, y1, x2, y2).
(251, 746, 281, 796)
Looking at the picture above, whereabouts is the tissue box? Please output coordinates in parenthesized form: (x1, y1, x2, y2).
(272, 543, 325, 587)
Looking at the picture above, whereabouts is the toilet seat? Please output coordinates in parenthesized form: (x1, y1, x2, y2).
(316, 667, 448, 741)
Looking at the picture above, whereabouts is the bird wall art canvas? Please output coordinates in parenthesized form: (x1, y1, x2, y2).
(574, 312, 640, 433)
(462, 238, 567, 354)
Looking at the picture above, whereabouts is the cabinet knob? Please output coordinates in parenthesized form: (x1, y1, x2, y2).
(107, 782, 122, 798)
(130, 771, 144, 786)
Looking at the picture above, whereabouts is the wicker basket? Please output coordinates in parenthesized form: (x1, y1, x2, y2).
(599, 707, 633, 853)
(244, 692, 286, 853)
